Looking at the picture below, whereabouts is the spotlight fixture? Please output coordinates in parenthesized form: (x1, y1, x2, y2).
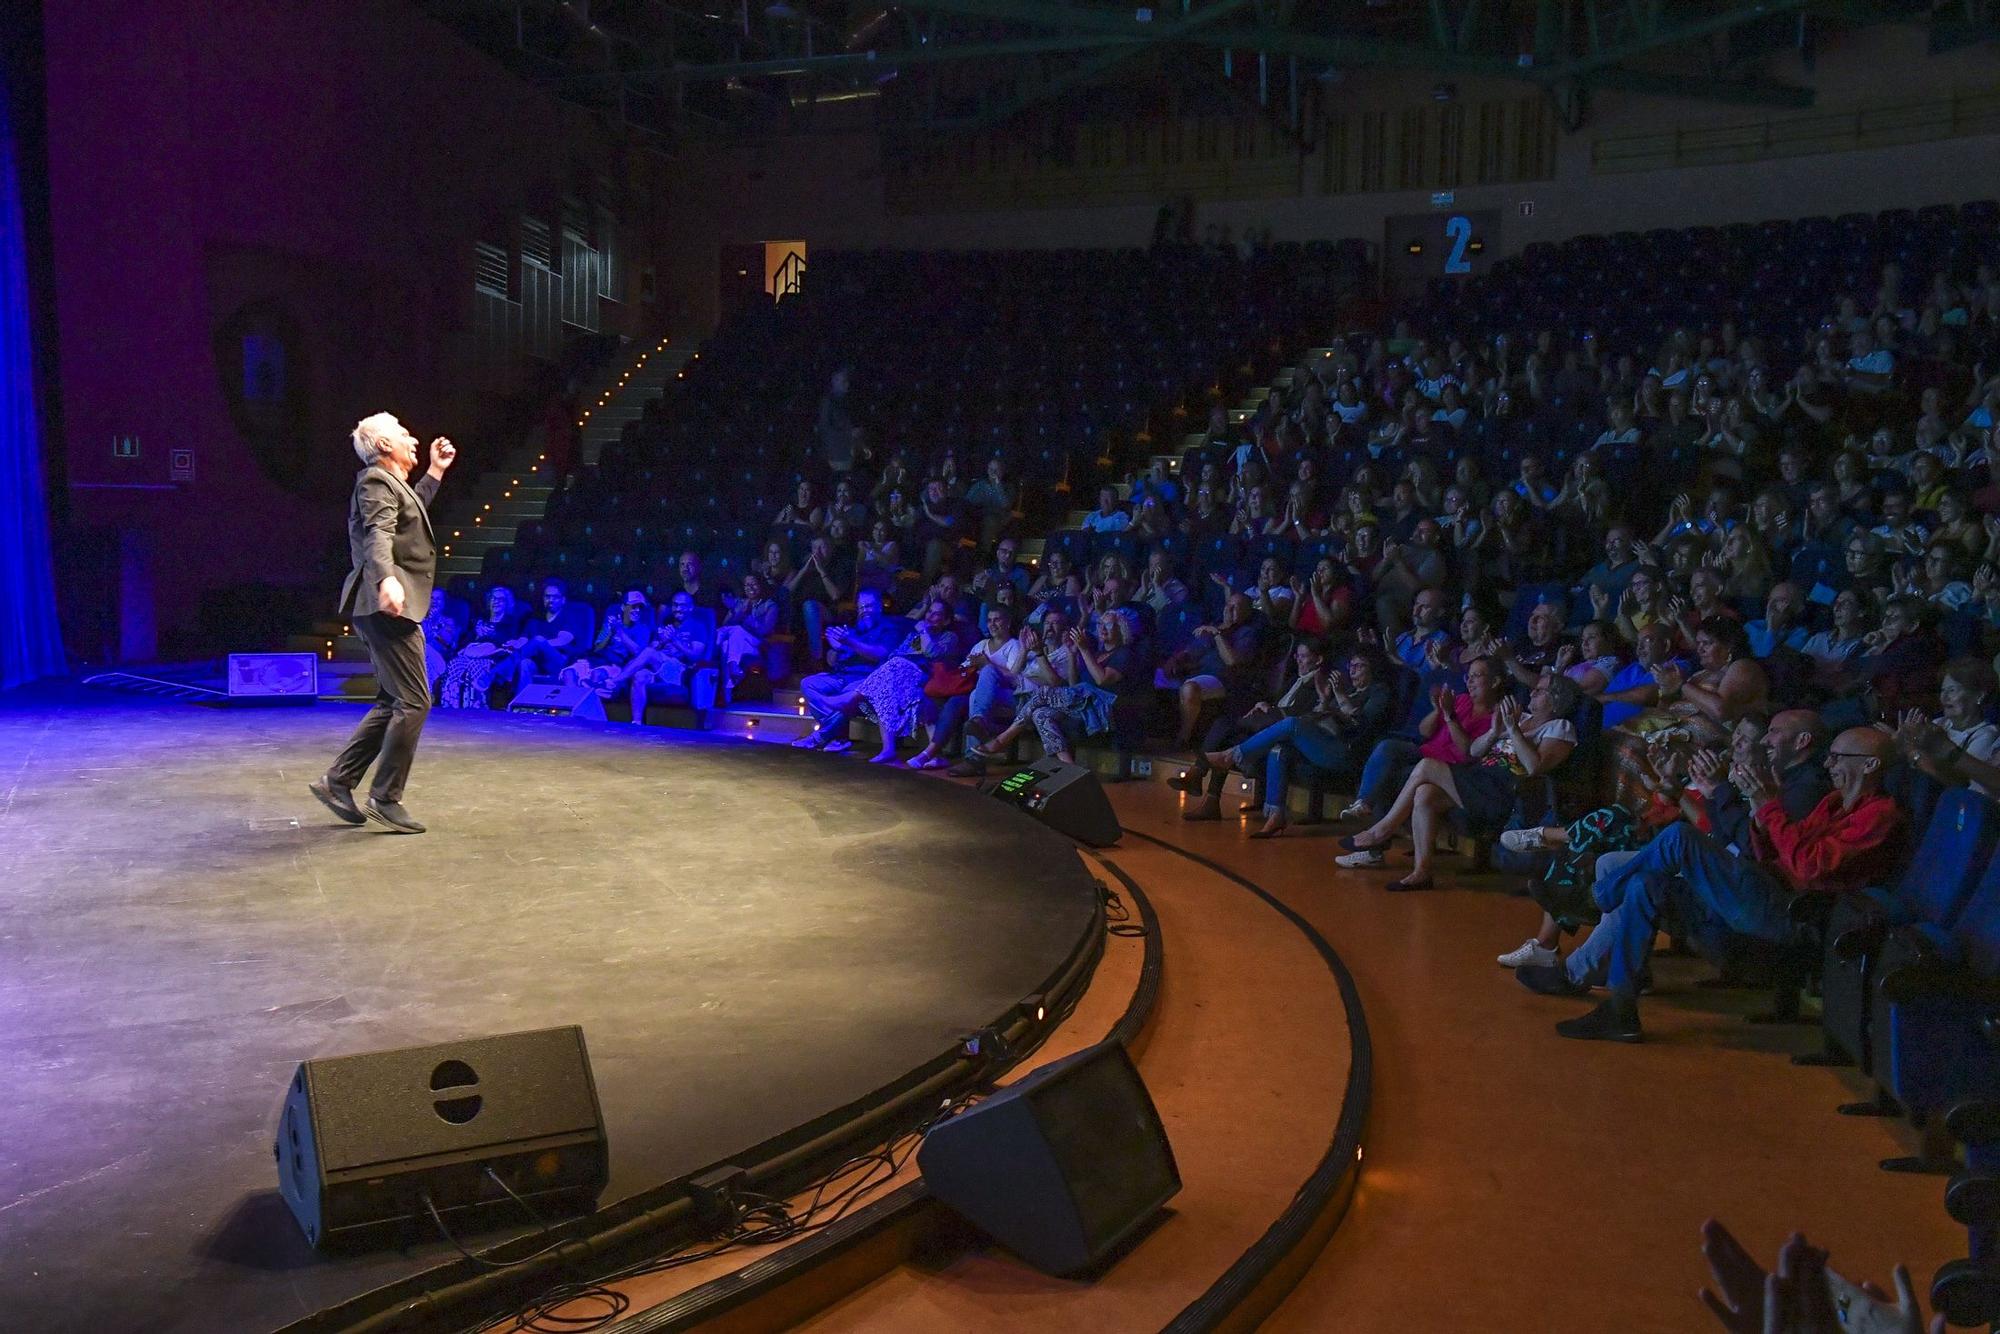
(1020, 994, 1048, 1024)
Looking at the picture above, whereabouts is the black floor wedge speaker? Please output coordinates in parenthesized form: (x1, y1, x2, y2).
(917, 1039, 1178, 1276)
(274, 1026, 609, 1249)
(506, 683, 608, 720)
(985, 756, 1122, 847)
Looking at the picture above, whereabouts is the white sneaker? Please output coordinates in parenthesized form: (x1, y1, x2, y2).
(1334, 849, 1385, 869)
(1497, 939, 1559, 969)
(1338, 800, 1370, 821)
(1499, 828, 1545, 853)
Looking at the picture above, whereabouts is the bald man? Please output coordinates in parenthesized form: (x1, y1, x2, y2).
(1698, 708, 1829, 857)
(1519, 726, 1902, 1043)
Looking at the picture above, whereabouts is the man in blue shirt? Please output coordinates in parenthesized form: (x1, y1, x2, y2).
(1129, 458, 1182, 511)
(1745, 582, 1810, 659)
(1574, 524, 1639, 624)
(971, 537, 1032, 604)
(795, 589, 910, 752)
(1080, 484, 1132, 533)
(1599, 623, 1688, 729)
(1392, 588, 1451, 674)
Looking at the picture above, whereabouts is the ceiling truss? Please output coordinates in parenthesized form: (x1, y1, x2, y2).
(421, 0, 1958, 140)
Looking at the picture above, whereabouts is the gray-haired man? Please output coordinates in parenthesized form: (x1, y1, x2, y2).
(310, 412, 456, 833)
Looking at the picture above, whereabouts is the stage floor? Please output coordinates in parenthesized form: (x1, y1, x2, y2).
(0, 688, 1101, 1334)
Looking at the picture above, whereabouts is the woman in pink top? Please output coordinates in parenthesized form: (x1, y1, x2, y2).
(1340, 656, 1502, 822)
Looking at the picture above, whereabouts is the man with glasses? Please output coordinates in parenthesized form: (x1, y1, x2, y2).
(1518, 727, 1901, 1043)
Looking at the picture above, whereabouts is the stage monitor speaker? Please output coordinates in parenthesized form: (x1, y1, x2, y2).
(986, 756, 1122, 846)
(275, 1026, 610, 1249)
(917, 1040, 1178, 1276)
(507, 683, 607, 721)
(227, 652, 319, 697)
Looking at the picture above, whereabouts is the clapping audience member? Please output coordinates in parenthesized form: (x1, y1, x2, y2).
(439, 585, 524, 709)
(1342, 656, 1504, 827)
(1202, 647, 1394, 836)
(1337, 672, 1580, 891)
(772, 479, 817, 529)
(855, 519, 903, 597)
(786, 532, 850, 664)
(1162, 591, 1267, 749)
(498, 577, 595, 695)
(796, 597, 964, 763)
(714, 572, 781, 700)
(1516, 727, 1900, 1043)
(560, 587, 654, 701)
(795, 589, 908, 752)
(1892, 656, 2000, 796)
(627, 591, 716, 721)
(1178, 638, 1331, 821)
(970, 609, 1145, 767)
(962, 457, 1016, 546)
(1698, 1219, 1943, 1334)
(909, 605, 1023, 770)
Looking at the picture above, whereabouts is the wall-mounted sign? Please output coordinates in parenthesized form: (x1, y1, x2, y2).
(113, 435, 139, 459)
(170, 449, 194, 483)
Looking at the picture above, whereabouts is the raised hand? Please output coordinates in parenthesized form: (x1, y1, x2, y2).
(1590, 584, 1611, 617)
(429, 438, 457, 473)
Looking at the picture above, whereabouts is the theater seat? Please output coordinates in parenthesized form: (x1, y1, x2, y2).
(1807, 790, 1999, 1086)
(1862, 846, 2000, 1144)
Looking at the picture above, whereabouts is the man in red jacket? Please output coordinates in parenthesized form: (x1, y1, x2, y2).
(1517, 727, 1902, 1043)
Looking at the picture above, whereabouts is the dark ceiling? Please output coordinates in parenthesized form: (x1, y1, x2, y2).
(418, 0, 1959, 142)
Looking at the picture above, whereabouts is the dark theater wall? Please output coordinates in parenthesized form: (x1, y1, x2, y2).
(41, 0, 669, 661)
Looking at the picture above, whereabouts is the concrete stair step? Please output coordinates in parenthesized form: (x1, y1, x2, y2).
(441, 525, 518, 547)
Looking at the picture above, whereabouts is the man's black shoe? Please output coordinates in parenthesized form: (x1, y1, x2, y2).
(364, 800, 427, 834)
(1555, 995, 1644, 1043)
(1516, 962, 1590, 997)
(309, 778, 364, 825)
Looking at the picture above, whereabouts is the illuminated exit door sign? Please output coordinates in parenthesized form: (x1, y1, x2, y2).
(112, 434, 140, 458)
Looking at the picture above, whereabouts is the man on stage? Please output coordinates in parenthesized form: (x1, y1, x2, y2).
(310, 412, 457, 833)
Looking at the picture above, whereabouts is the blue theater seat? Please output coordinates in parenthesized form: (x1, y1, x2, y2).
(1812, 790, 1998, 1080)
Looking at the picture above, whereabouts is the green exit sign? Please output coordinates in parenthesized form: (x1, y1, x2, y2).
(112, 435, 140, 459)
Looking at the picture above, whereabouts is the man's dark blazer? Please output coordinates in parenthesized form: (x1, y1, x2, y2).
(339, 464, 439, 623)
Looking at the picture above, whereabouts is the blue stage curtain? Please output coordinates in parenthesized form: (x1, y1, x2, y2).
(0, 62, 64, 689)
